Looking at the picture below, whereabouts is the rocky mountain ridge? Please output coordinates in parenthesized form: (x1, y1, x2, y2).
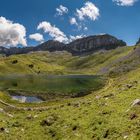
(0, 34, 126, 56)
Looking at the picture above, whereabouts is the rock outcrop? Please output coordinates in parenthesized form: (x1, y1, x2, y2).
(65, 34, 126, 55)
(0, 34, 126, 56)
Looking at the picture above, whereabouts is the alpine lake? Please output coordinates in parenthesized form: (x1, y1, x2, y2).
(0, 75, 106, 103)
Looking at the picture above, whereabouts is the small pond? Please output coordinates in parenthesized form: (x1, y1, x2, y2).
(12, 95, 43, 103)
(0, 75, 106, 103)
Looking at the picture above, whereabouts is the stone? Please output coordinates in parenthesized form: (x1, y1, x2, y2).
(28, 64, 34, 68)
(124, 135, 128, 139)
(0, 108, 4, 112)
(103, 93, 114, 98)
(130, 114, 137, 120)
(72, 103, 80, 107)
(103, 129, 109, 138)
(96, 95, 101, 99)
(0, 127, 5, 132)
(26, 114, 33, 120)
(40, 116, 55, 126)
(132, 99, 140, 106)
(126, 84, 133, 89)
(5, 128, 9, 133)
(7, 113, 13, 118)
(34, 115, 38, 118)
(11, 60, 18, 64)
(72, 125, 77, 131)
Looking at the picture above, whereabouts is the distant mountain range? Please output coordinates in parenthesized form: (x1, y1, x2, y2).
(0, 34, 127, 56)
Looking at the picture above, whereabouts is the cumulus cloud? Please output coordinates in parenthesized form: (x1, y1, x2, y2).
(56, 5, 68, 16)
(69, 17, 82, 29)
(0, 16, 27, 47)
(37, 21, 68, 43)
(70, 17, 88, 31)
(29, 33, 44, 42)
(70, 17, 78, 26)
(76, 2, 100, 21)
(113, 0, 138, 6)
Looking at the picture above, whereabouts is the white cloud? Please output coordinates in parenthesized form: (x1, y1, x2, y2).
(29, 33, 44, 42)
(0, 16, 27, 47)
(70, 17, 78, 26)
(113, 0, 138, 6)
(70, 17, 88, 31)
(69, 35, 86, 42)
(69, 17, 82, 29)
(84, 27, 88, 31)
(56, 5, 68, 16)
(76, 2, 100, 21)
(37, 21, 68, 43)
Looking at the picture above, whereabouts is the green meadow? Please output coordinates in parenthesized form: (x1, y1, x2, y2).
(1, 45, 140, 139)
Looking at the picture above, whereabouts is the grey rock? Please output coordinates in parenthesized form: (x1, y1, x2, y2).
(132, 99, 140, 106)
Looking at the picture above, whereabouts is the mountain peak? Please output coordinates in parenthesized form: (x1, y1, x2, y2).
(65, 34, 126, 55)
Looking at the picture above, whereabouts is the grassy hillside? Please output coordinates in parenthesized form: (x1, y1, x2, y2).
(1, 45, 140, 139)
(0, 46, 134, 75)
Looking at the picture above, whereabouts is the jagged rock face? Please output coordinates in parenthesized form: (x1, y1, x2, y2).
(136, 38, 140, 45)
(0, 34, 126, 56)
(65, 34, 126, 55)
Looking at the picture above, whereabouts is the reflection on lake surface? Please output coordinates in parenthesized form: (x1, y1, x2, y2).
(12, 95, 43, 103)
(0, 75, 105, 103)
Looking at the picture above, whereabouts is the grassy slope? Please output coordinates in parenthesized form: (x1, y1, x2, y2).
(0, 46, 133, 75)
(1, 46, 140, 139)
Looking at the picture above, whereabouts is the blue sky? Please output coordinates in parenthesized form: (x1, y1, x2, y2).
(0, 0, 140, 47)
